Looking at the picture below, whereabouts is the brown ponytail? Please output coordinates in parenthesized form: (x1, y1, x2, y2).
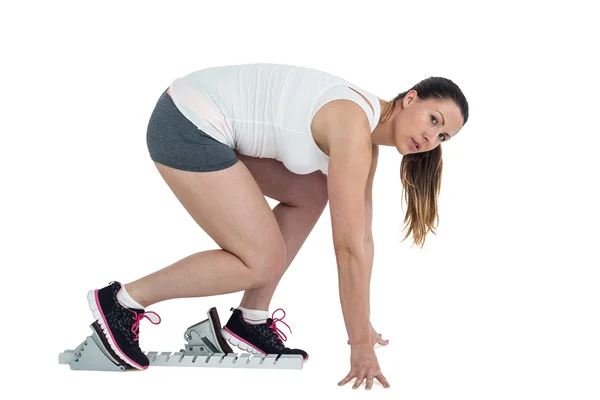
(400, 145, 443, 248)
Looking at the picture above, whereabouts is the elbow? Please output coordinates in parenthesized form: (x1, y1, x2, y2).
(333, 240, 365, 258)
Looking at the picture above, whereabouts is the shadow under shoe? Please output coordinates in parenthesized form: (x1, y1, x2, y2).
(87, 281, 161, 370)
(221, 308, 308, 361)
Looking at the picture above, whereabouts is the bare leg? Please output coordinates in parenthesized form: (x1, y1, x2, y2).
(125, 161, 288, 308)
(234, 153, 329, 311)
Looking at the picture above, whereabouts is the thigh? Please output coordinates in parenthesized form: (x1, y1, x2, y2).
(153, 160, 286, 270)
(234, 151, 328, 207)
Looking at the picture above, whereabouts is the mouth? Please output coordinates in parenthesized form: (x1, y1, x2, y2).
(411, 138, 421, 151)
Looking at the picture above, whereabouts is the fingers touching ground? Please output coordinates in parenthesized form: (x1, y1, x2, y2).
(338, 369, 390, 390)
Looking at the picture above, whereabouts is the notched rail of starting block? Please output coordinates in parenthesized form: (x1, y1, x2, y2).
(146, 351, 303, 369)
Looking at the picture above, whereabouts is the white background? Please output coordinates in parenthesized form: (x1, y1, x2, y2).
(2, 0, 599, 398)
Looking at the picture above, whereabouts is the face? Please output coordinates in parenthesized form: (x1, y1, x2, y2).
(392, 90, 464, 155)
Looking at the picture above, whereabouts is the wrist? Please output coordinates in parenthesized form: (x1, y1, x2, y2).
(350, 342, 372, 348)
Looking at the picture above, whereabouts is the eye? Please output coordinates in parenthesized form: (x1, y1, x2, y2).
(431, 115, 438, 125)
(439, 133, 447, 142)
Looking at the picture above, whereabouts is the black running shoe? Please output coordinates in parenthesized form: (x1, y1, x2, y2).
(87, 281, 161, 370)
(221, 308, 308, 361)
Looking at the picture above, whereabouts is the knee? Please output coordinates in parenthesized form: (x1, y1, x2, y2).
(245, 237, 287, 286)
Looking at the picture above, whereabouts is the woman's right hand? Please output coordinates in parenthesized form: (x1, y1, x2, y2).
(338, 344, 390, 390)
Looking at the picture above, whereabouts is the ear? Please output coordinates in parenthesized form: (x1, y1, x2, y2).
(403, 89, 418, 108)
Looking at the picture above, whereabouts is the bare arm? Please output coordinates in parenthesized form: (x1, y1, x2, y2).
(325, 102, 374, 346)
(345, 143, 382, 346)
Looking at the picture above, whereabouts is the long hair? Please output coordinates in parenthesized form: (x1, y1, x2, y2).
(381, 77, 469, 248)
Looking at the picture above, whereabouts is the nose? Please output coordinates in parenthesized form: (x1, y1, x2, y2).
(422, 131, 437, 150)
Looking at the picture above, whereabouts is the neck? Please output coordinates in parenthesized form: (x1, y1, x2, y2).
(371, 99, 396, 146)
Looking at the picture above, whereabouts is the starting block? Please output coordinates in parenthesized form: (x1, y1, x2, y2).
(59, 307, 304, 371)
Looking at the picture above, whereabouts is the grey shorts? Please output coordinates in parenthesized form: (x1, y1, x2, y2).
(146, 88, 239, 172)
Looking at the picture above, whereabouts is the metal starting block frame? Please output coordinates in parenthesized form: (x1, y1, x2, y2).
(59, 307, 304, 371)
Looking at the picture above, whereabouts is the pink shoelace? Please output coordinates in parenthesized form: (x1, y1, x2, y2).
(269, 308, 292, 342)
(130, 310, 161, 342)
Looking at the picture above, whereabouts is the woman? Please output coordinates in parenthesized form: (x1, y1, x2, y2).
(87, 63, 469, 389)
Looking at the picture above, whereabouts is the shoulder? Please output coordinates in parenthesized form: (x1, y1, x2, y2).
(311, 93, 372, 157)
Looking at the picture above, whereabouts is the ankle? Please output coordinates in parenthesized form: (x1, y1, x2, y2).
(236, 305, 269, 324)
(122, 283, 148, 309)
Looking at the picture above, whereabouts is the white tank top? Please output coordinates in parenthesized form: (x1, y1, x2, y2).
(167, 63, 381, 175)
